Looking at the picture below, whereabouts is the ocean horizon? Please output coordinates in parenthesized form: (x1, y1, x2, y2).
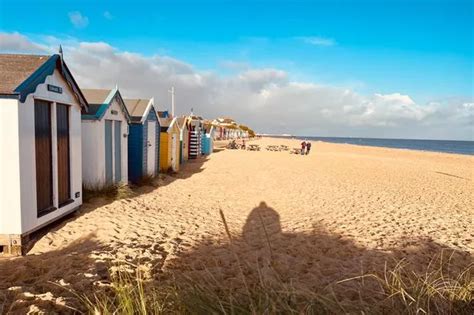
(268, 135, 474, 156)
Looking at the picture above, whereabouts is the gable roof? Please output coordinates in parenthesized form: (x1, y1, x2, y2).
(160, 117, 178, 132)
(157, 110, 169, 118)
(176, 116, 189, 130)
(0, 54, 49, 94)
(0, 54, 88, 110)
(82, 88, 111, 105)
(123, 98, 155, 123)
(82, 87, 130, 121)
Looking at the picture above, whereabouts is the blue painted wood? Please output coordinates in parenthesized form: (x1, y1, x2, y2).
(114, 121, 122, 182)
(126, 106, 161, 183)
(104, 120, 113, 185)
(127, 124, 143, 183)
(15, 55, 88, 110)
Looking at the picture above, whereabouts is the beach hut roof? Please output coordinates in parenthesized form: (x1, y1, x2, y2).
(82, 88, 111, 105)
(0, 53, 88, 110)
(123, 98, 156, 123)
(82, 87, 131, 121)
(176, 116, 189, 130)
(160, 117, 178, 132)
(157, 111, 169, 118)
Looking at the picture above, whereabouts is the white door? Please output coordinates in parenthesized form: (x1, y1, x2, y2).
(147, 121, 156, 176)
(171, 133, 177, 171)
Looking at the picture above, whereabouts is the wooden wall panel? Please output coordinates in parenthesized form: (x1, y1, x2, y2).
(34, 100, 53, 215)
(56, 103, 70, 206)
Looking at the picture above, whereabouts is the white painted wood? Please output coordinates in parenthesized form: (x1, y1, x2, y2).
(81, 121, 104, 187)
(171, 133, 177, 171)
(0, 98, 23, 234)
(0, 69, 83, 235)
(81, 95, 129, 187)
(147, 121, 156, 176)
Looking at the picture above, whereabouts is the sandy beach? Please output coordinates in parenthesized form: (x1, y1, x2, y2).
(1, 137, 473, 313)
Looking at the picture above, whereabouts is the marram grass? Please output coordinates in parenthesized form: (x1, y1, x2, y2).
(79, 256, 472, 315)
(77, 211, 473, 314)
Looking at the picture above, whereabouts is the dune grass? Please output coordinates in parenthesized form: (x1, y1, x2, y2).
(77, 210, 473, 314)
(78, 255, 472, 314)
(83, 183, 136, 202)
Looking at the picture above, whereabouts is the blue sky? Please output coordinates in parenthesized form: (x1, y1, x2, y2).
(1, 0, 472, 102)
(0, 0, 472, 139)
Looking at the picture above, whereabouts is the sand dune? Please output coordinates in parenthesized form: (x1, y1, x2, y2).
(0, 137, 472, 313)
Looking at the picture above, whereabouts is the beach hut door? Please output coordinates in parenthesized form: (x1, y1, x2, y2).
(114, 121, 122, 182)
(34, 100, 53, 216)
(147, 121, 156, 176)
(105, 120, 113, 185)
(171, 133, 177, 170)
(56, 104, 71, 207)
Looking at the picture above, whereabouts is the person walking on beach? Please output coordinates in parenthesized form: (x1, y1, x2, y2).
(306, 141, 312, 155)
(301, 140, 306, 155)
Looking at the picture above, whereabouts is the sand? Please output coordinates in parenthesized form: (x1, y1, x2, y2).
(1, 137, 473, 313)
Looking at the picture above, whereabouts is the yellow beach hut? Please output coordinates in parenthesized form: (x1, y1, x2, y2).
(159, 117, 180, 172)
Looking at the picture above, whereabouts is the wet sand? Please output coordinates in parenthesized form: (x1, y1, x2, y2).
(1, 137, 473, 313)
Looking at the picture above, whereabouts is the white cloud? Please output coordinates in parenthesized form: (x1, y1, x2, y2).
(1, 32, 472, 140)
(0, 32, 49, 53)
(104, 11, 113, 20)
(298, 36, 336, 47)
(68, 11, 89, 28)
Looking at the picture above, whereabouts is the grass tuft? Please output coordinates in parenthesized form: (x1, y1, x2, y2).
(76, 211, 473, 314)
(83, 184, 136, 202)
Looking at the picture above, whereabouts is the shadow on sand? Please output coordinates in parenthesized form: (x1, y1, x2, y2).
(1, 201, 471, 313)
(15, 155, 211, 255)
(164, 201, 473, 313)
(0, 234, 111, 314)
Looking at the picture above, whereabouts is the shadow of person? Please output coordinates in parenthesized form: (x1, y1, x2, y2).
(242, 201, 282, 250)
(164, 201, 473, 312)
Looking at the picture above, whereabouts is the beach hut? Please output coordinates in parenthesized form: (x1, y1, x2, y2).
(81, 87, 131, 188)
(201, 120, 215, 155)
(159, 117, 181, 172)
(0, 53, 88, 254)
(177, 117, 190, 164)
(187, 115, 203, 159)
(124, 98, 160, 184)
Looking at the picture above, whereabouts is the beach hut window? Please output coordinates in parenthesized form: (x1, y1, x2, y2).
(34, 99, 54, 216)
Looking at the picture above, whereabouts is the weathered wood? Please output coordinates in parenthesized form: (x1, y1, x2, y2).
(57, 103, 71, 206)
(0, 234, 28, 256)
(34, 99, 53, 215)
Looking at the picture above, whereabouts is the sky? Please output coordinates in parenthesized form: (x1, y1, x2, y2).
(0, 0, 472, 140)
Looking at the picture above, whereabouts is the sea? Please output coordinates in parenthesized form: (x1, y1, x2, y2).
(289, 136, 474, 156)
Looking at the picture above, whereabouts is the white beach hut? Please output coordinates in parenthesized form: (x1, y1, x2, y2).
(0, 53, 88, 255)
(81, 87, 131, 188)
